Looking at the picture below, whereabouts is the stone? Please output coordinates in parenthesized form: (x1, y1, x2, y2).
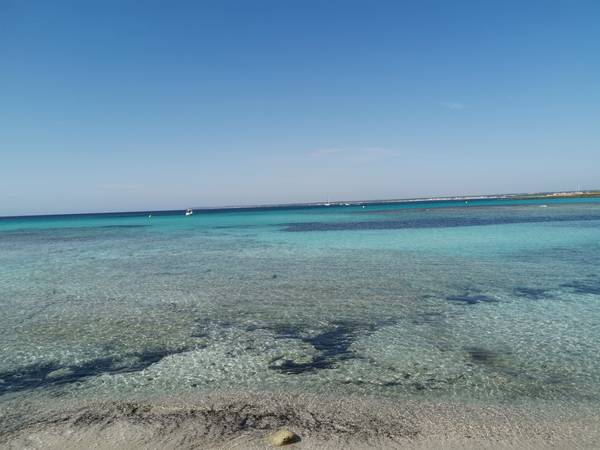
(269, 429, 299, 446)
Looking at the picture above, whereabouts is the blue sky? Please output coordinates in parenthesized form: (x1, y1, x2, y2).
(1, 0, 599, 215)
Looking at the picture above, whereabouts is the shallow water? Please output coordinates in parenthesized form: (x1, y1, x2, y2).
(1, 198, 600, 409)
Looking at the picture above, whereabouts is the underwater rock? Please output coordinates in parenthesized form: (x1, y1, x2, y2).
(269, 429, 300, 446)
(514, 287, 549, 300)
(46, 368, 74, 379)
(446, 294, 497, 305)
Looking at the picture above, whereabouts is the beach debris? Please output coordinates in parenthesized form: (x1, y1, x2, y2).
(269, 429, 300, 446)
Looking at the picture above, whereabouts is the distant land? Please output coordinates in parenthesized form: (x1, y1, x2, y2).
(208, 189, 600, 210)
(512, 190, 600, 199)
(346, 189, 600, 206)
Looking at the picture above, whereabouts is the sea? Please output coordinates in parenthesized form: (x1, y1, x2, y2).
(1, 197, 600, 412)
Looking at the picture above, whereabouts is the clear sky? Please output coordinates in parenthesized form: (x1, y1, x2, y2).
(1, 0, 599, 215)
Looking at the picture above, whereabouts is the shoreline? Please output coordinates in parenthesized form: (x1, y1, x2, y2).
(2, 390, 599, 449)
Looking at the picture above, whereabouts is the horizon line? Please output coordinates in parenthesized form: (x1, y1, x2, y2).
(1, 189, 598, 220)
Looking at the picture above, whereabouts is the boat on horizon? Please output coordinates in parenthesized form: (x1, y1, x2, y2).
(185, 208, 193, 216)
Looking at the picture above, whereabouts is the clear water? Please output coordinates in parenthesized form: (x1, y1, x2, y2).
(2, 198, 600, 407)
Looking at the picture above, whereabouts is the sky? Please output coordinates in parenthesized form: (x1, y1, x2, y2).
(1, 0, 599, 215)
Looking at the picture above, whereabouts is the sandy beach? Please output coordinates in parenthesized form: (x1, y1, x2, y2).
(2, 390, 599, 449)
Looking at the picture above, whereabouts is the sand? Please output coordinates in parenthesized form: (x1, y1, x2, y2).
(1, 390, 599, 449)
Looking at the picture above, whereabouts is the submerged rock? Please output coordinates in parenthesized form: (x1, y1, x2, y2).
(269, 429, 300, 446)
(46, 367, 74, 379)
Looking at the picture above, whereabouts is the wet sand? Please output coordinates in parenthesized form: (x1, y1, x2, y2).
(2, 391, 599, 449)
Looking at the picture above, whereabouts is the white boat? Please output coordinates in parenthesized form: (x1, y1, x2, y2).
(185, 208, 193, 216)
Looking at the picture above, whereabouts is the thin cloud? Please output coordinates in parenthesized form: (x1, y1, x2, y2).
(360, 147, 397, 156)
(310, 147, 346, 157)
(96, 183, 142, 192)
(309, 146, 398, 162)
(440, 101, 466, 110)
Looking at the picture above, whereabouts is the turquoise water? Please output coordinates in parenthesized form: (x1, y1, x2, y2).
(2, 198, 600, 407)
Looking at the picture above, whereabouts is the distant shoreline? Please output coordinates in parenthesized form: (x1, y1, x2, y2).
(1, 190, 599, 220)
(511, 191, 600, 200)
